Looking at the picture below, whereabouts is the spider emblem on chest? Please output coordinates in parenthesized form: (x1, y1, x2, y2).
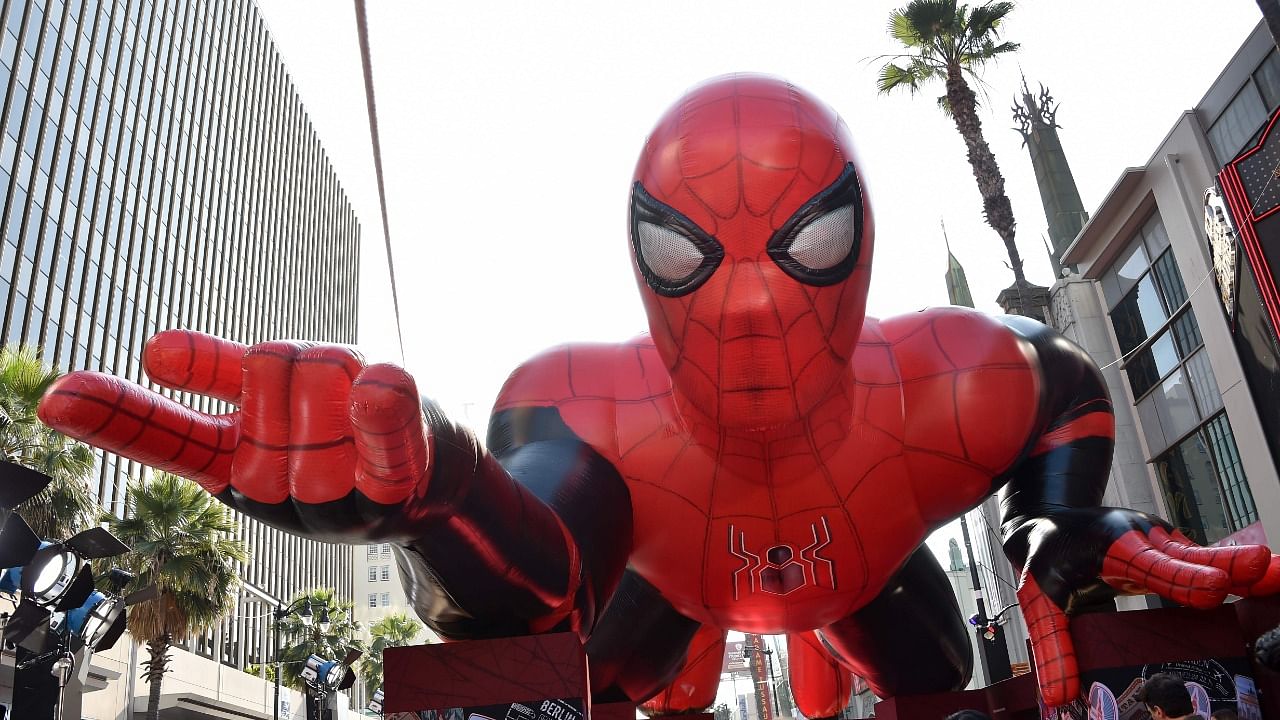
(728, 517, 837, 599)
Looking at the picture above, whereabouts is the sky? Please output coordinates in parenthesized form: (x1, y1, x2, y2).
(249, 1, 1267, 596)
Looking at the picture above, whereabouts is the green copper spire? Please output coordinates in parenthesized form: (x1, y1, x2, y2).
(942, 220, 975, 309)
(1013, 78, 1087, 277)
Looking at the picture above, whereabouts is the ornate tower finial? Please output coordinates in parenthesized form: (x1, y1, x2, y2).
(1012, 79, 1086, 278)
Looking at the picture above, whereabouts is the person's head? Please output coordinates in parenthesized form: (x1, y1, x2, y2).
(943, 711, 992, 720)
(630, 73, 873, 430)
(1137, 673, 1195, 719)
(1211, 709, 1238, 720)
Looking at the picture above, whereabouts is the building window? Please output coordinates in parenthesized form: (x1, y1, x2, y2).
(380, 592, 390, 607)
(1104, 213, 1258, 544)
(379, 543, 391, 556)
(368, 594, 377, 608)
(1208, 49, 1280, 164)
(368, 566, 377, 582)
(381, 565, 390, 581)
(367, 544, 379, 560)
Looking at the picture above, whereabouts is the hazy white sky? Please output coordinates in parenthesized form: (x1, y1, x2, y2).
(252, 1, 1265, 569)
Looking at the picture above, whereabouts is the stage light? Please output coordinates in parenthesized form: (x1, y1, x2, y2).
(301, 654, 328, 686)
(0, 460, 53, 512)
(320, 658, 344, 688)
(22, 544, 80, 606)
(65, 591, 126, 651)
(368, 688, 384, 714)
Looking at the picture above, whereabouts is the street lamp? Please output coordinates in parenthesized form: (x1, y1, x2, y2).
(742, 639, 782, 718)
(272, 597, 334, 720)
(959, 515, 1014, 685)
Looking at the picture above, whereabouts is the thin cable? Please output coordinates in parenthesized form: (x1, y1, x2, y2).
(353, 0, 406, 364)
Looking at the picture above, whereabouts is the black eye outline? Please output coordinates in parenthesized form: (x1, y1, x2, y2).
(629, 182, 725, 297)
(766, 163, 863, 286)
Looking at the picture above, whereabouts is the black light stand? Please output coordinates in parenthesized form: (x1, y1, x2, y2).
(273, 598, 334, 720)
(960, 515, 1013, 685)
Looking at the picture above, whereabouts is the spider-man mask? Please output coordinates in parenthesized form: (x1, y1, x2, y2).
(630, 74, 874, 430)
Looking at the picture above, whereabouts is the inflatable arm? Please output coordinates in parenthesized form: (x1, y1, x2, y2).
(994, 316, 1280, 706)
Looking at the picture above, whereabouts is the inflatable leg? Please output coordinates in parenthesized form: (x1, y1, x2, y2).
(787, 631, 853, 719)
(818, 546, 972, 698)
(586, 570, 703, 703)
(639, 625, 726, 715)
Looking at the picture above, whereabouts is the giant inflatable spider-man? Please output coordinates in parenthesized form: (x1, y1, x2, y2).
(35, 75, 1280, 711)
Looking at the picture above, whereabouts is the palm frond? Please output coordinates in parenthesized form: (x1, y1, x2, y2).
(899, 0, 960, 46)
(106, 472, 247, 646)
(966, 1, 1016, 37)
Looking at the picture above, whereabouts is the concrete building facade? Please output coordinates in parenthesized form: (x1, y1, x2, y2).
(1059, 22, 1280, 547)
(0, 0, 364, 715)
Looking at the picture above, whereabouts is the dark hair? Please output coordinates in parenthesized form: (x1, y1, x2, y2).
(944, 711, 992, 720)
(1137, 673, 1194, 717)
(1211, 710, 1238, 720)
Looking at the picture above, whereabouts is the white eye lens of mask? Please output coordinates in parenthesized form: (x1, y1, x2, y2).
(786, 205, 855, 270)
(636, 221, 707, 282)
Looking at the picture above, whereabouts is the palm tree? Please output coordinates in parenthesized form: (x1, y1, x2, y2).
(0, 345, 97, 538)
(360, 611, 424, 696)
(272, 588, 365, 691)
(876, 1, 1027, 287)
(105, 472, 248, 720)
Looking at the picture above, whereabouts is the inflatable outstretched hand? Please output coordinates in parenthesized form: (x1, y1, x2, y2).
(37, 329, 432, 540)
(1009, 507, 1280, 706)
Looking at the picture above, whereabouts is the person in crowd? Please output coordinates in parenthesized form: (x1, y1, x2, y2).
(1137, 674, 1203, 720)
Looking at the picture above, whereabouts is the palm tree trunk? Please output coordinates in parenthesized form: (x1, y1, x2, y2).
(943, 65, 1027, 287)
(145, 634, 172, 720)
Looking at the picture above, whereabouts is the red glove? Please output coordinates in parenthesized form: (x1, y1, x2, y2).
(37, 329, 430, 538)
(1011, 508, 1280, 706)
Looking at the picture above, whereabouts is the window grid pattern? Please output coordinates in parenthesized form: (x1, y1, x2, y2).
(1103, 213, 1258, 543)
(1208, 47, 1280, 164)
(0, 0, 361, 671)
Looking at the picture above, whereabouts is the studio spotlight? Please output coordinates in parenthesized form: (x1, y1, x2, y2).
(0, 460, 53, 511)
(66, 591, 126, 651)
(368, 688, 384, 714)
(301, 653, 328, 687)
(21, 544, 82, 607)
(320, 658, 344, 688)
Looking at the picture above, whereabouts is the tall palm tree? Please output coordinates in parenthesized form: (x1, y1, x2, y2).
(876, 1, 1027, 286)
(0, 345, 96, 538)
(273, 588, 365, 691)
(105, 473, 248, 720)
(360, 611, 424, 696)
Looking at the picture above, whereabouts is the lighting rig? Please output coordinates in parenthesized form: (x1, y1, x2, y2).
(300, 648, 362, 720)
(0, 460, 155, 720)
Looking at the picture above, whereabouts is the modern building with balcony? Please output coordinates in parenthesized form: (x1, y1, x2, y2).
(1056, 21, 1280, 549)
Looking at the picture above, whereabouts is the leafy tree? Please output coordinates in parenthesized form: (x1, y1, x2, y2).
(273, 588, 365, 691)
(360, 611, 424, 695)
(876, 1, 1028, 289)
(0, 345, 96, 537)
(714, 703, 733, 720)
(106, 473, 248, 720)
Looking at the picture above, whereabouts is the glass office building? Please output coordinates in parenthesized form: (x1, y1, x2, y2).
(0, 0, 359, 676)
